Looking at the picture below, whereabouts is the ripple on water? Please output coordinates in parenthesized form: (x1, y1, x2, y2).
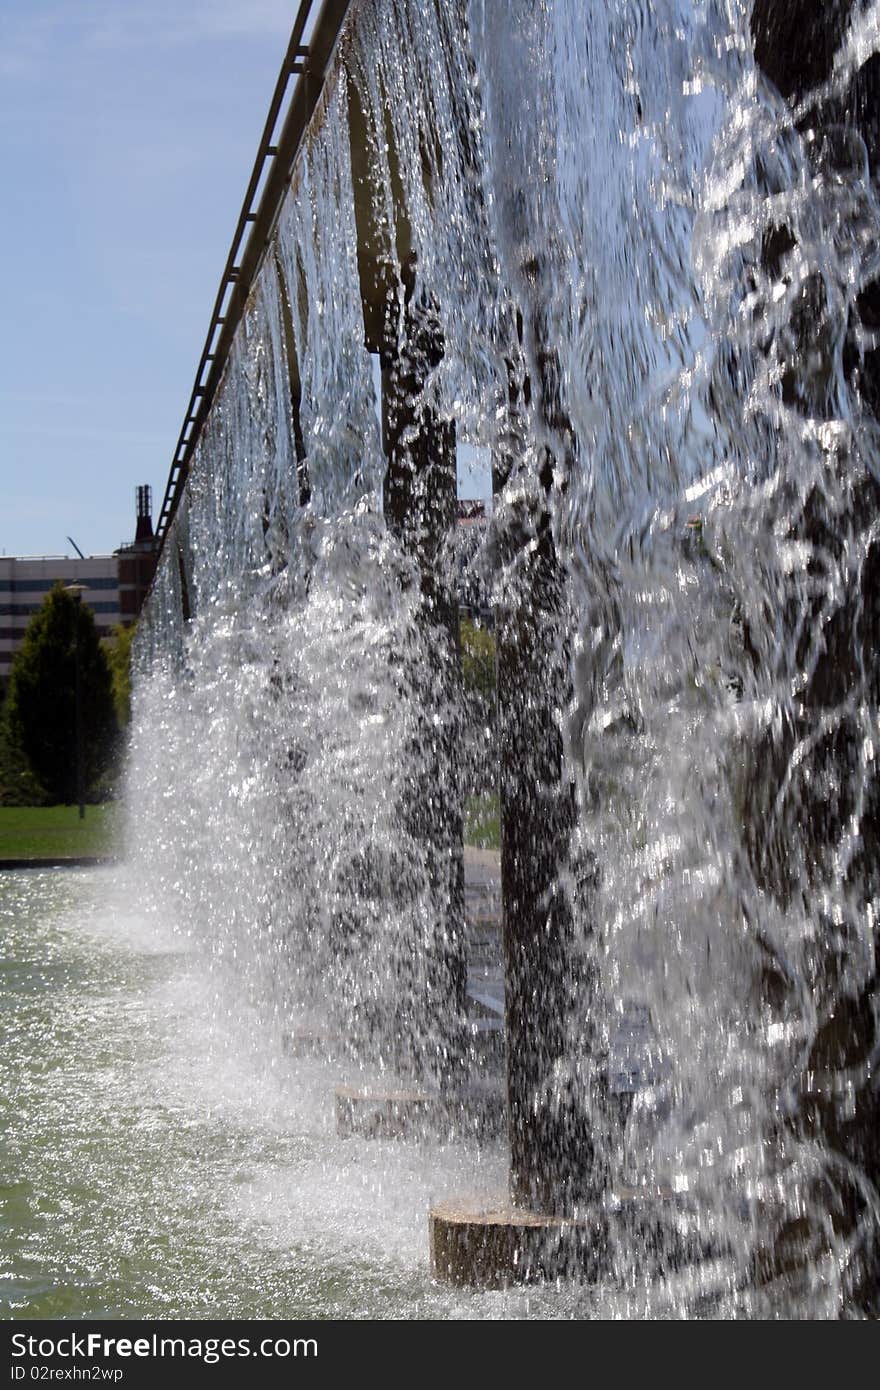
(0, 869, 563, 1319)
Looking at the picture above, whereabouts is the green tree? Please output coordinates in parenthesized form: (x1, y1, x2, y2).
(0, 702, 48, 806)
(5, 584, 117, 804)
(460, 617, 496, 705)
(104, 621, 136, 726)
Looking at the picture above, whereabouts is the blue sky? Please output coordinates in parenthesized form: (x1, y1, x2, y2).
(1, 0, 296, 559)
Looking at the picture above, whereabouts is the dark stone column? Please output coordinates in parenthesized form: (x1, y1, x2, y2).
(380, 268, 468, 1091)
(273, 246, 311, 512)
(176, 542, 192, 624)
(346, 41, 468, 1093)
(493, 327, 604, 1216)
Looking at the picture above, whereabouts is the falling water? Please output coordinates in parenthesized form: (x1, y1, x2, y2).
(118, 0, 880, 1317)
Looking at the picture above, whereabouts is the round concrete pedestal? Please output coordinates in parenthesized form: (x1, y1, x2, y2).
(429, 1198, 608, 1288)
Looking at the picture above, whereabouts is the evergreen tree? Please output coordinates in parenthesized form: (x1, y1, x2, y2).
(5, 583, 117, 803)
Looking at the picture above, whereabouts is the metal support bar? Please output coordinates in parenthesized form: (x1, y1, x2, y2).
(153, 0, 354, 555)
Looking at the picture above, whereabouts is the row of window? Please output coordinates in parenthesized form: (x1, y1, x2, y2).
(0, 577, 118, 593)
(0, 602, 120, 617)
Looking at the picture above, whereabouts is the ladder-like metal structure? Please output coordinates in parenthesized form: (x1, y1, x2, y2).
(153, 0, 353, 555)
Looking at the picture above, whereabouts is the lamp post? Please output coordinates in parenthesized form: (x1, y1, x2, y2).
(64, 584, 86, 820)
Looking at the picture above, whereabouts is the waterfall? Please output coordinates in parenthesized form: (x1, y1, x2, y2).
(128, 0, 880, 1315)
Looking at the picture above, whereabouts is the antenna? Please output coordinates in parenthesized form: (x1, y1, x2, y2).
(67, 536, 85, 559)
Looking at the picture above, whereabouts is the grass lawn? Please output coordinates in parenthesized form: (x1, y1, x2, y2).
(2, 795, 492, 863)
(0, 804, 122, 862)
(464, 791, 500, 851)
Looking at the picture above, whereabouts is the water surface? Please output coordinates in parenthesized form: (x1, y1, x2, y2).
(0, 868, 530, 1320)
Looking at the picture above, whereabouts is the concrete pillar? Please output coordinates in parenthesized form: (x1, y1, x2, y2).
(273, 246, 311, 511)
(348, 76, 468, 1092)
(378, 267, 467, 1089)
(493, 332, 604, 1216)
(176, 543, 191, 624)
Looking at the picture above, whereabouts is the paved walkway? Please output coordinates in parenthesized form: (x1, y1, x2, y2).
(463, 845, 501, 922)
(463, 846, 504, 1021)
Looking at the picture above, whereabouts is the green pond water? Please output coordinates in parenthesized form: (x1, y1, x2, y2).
(0, 867, 582, 1321)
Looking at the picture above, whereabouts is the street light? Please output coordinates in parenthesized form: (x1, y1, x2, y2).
(64, 584, 86, 821)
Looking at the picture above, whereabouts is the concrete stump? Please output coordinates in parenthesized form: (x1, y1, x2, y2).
(429, 1198, 608, 1289)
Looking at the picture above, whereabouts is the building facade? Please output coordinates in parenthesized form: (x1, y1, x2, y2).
(116, 486, 157, 623)
(0, 487, 157, 683)
(0, 555, 121, 680)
